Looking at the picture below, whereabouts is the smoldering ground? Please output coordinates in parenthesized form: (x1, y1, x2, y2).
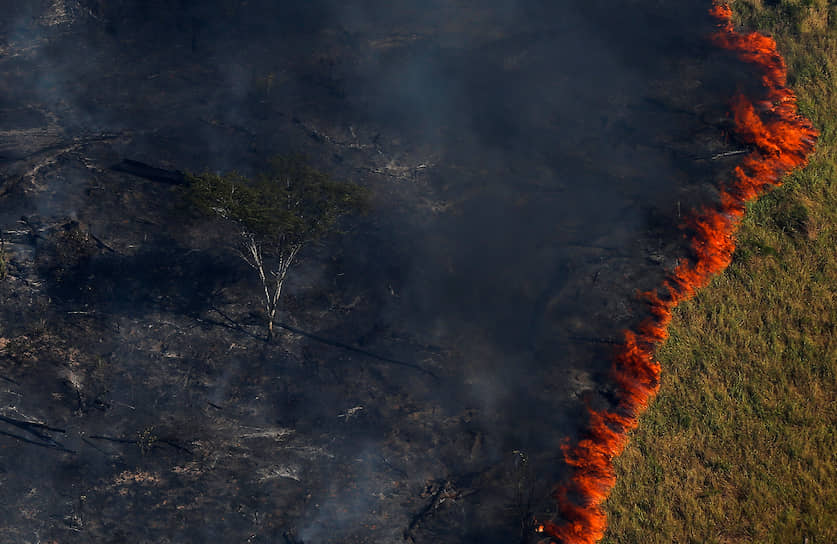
(0, 1, 764, 542)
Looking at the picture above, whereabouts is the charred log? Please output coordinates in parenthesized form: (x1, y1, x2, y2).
(112, 159, 187, 185)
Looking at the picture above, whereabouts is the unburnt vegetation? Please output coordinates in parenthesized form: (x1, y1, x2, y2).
(603, 2, 837, 542)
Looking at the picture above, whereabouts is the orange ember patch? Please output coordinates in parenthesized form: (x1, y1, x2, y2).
(541, 3, 817, 543)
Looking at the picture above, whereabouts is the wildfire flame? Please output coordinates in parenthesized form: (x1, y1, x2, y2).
(540, 4, 817, 543)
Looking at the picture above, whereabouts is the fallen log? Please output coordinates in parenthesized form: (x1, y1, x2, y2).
(0, 415, 73, 452)
(0, 429, 75, 453)
(710, 148, 749, 160)
(111, 159, 186, 185)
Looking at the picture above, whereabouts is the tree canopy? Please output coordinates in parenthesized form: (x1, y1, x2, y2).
(186, 155, 368, 251)
(185, 155, 369, 340)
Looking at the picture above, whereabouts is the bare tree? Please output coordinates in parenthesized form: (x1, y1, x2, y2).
(238, 232, 301, 341)
(187, 155, 367, 341)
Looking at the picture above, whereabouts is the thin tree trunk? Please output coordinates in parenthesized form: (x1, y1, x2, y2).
(239, 232, 302, 342)
(264, 242, 301, 343)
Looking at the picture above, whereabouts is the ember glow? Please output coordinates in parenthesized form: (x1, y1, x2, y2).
(540, 4, 818, 543)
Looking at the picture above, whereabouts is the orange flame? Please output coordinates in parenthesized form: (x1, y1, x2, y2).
(541, 4, 817, 543)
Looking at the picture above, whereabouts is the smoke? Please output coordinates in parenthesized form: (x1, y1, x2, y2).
(0, 1, 813, 542)
(297, 445, 404, 544)
(540, 5, 818, 543)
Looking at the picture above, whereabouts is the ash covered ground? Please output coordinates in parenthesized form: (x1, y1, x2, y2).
(0, 1, 762, 543)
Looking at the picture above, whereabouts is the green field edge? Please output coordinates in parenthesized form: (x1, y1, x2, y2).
(601, 2, 837, 543)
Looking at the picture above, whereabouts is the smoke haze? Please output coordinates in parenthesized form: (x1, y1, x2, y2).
(0, 1, 768, 542)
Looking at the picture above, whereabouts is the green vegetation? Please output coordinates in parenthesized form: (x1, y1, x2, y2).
(187, 155, 368, 340)
(602, 2, 836, 543)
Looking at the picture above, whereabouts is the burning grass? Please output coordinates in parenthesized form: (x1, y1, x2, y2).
(537, 1, 833, 542)
(601, 1, 837, 542)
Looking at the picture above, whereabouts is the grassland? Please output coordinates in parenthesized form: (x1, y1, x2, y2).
(601, 2, 837, 543)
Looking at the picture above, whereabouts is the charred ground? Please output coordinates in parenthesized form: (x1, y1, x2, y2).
(0, 2, 770, 543)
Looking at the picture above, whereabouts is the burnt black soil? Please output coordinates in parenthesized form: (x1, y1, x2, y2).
(0, 2, 762, 543)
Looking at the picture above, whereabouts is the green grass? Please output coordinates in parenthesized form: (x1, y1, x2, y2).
(601, 2, 837, 543)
